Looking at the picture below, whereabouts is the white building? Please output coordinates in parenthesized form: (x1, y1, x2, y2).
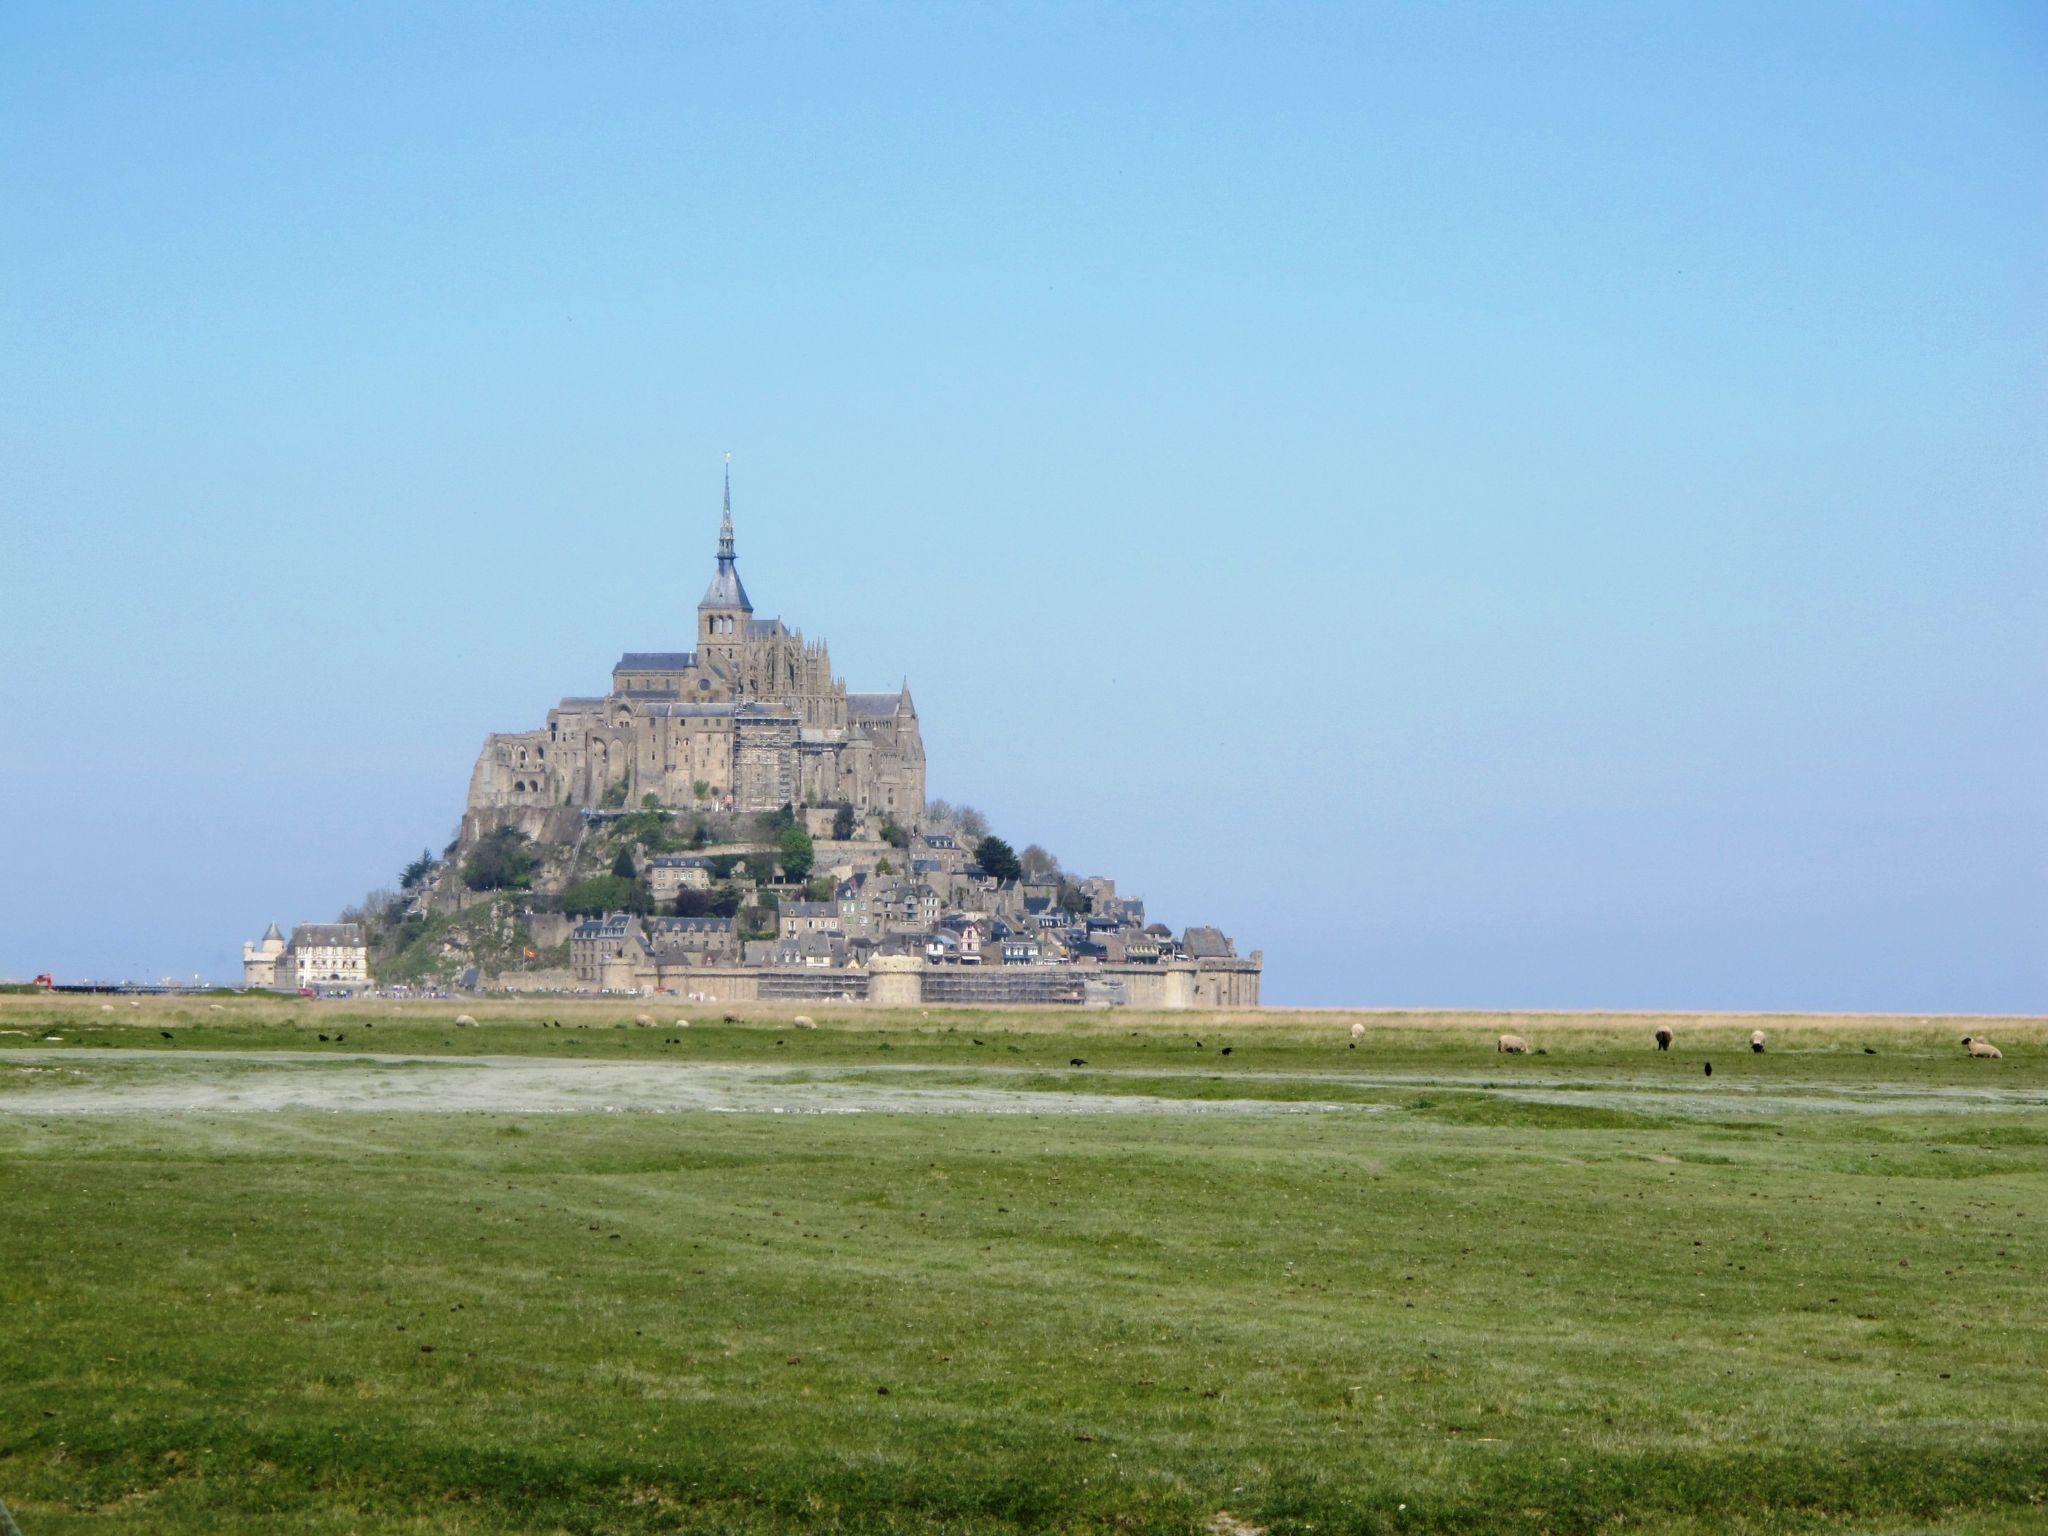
(243, 921, 369, 991)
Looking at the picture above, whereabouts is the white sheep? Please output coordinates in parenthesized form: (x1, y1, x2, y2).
(634, 1013, 655, 1026)
(454, 1013, 478, 1027)
(100, 1004, 114, 1013)
(1496, 1033, 1529, 1055)
(1349, 1021, 1366, 1041)
(674, 1018, 690, 1029)
(794, 1015, 818, 1030)
(1750, 1030, 1767, 1053)
(1962, 1037, 2002, 1059)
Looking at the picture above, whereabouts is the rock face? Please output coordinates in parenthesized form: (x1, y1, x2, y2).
(464, 476, 924, 829)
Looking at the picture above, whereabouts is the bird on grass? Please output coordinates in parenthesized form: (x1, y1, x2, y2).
(1220, 1047, 1233, 1056)
(159, 1031, 173, 1040)
(1070, 1058, 1087, 1067)
(1704, 1062, 1713, 1077)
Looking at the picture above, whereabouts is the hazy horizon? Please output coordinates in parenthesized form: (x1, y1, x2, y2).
(3, 3, 2042, 1010)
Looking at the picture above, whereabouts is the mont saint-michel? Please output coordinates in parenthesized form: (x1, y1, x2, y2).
(248, 474, 1260, 1008)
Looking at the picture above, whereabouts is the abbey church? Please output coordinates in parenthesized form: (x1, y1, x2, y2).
(465, 473, 926, 820)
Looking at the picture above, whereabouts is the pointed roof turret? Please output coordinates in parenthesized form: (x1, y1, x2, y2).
(699, 454, 753, 612)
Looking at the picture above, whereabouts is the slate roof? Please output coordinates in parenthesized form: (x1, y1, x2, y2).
(699, 562, 752, 612)
(846, 693, 903, 721)
(616, 652, 696, 671)
(639, 702, 740, 719)
(649, 916, 736, 937)
(290, 923, 363, 947)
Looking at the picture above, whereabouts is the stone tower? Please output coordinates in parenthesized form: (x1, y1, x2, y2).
(698, 458, 751, 672)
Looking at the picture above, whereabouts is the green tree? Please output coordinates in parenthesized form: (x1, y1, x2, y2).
(806, 875, 837, 902)
(400, 850, 435, 890)
(641, 793, 663, 810)
(879, 818, 909, 849)
(975, 836, 1022, 883)
(778, 822, 815, 883)
(832, 803, 856, 841)
(1057, 878, 1090, 915)
(461, 828, 537, 892)
(611, 846, 638, 879)
(875, 856, 893, 876)
(599, 778, 630, 809)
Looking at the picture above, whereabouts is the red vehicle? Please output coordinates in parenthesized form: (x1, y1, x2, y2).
(33, 974, 54, 990)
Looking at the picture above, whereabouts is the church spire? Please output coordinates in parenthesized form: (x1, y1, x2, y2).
(717, 451, 735, 560)
(700, 452, 752, 614)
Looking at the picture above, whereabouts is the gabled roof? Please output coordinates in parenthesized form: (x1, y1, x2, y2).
(846, 693, 904, 721)
(617, 652, 696, 671)
(290, 923, 363, 947)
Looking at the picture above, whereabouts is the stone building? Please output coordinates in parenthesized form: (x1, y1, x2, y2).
(241, 922, 286, 988)
(243, 922, 368, 991)
(465, 468, 926, 824)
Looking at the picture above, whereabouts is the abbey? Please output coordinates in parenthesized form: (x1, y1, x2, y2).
(465, 474, 926, 820)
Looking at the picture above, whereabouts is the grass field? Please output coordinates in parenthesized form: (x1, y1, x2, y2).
(2, 996, 2044, 1534)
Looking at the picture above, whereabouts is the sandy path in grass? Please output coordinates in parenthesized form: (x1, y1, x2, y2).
(3, 1047, 2042, 1119)
(0, 1049, 1376, 1117)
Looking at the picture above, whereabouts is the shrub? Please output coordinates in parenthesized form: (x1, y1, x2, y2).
(559, 875, 648, 916)
(832, 803, 856, 841)
(462, 829, 537, 892)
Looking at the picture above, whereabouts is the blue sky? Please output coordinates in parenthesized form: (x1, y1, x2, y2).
(2, 2, 2042, 1009)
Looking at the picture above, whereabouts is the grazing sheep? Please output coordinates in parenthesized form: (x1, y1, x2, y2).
(634, 1013, 655, 1026)
(453, 1013, 478, 1027)
(209, 1004, 225, 1012)
(1750, 1030, 1767, 1054)
(1496, 1033, 1529, 1055)
(1962, 1037, 2003, 1059)
(100, 1005, 114, 1013)
(794, 1015, 818, 1029)
(674, 1018, 690, 1029)
(1654, 1027, 1673, 1052)
(1349, 1021, 1366, 1042)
